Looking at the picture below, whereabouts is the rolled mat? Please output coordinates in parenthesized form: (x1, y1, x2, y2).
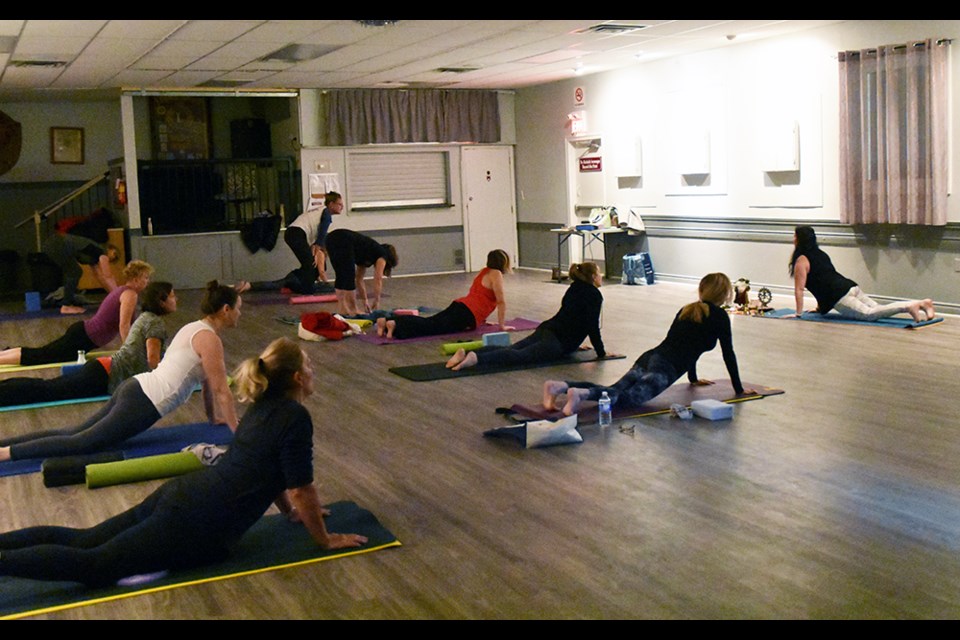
(41, 451, 124, 488)
(86, 451, 204, 489)
(441, 340, 483, 355)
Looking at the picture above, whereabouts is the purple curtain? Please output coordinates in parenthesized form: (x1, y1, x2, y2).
(839, 39, 949, 225)
(323, 89, 501, 145)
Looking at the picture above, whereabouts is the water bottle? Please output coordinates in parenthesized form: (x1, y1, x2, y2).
(598, 392, 612, 427)
(76, 350, 86, 364)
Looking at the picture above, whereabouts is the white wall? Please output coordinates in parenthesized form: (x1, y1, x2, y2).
(514, 20, 960, 308)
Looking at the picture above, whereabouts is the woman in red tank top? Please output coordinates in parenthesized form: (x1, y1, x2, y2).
(376, 250, 514, 340)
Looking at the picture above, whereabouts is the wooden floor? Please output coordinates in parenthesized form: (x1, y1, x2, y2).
(1, 269, 959, 620)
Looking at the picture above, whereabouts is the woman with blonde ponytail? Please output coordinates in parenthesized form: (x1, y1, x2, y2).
(0, 337, 366, 587)
(447, 261, 611, 370)
(543, 272, 754, 417)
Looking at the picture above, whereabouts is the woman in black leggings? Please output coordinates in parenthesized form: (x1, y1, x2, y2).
(543, 273, 755, 416)
(0, 337, 367, 587)
(325, 229, 398, 316)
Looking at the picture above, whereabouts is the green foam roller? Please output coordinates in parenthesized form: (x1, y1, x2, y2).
(86, 451, 204, 489)
(440, 340, 483, 355)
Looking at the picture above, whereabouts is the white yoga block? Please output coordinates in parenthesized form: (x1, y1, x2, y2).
(690, 399, 733, 421)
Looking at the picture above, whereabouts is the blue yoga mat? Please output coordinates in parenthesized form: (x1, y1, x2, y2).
(763, 307, 944, 328)
(0, 500, 399, 620)
(0, 422, 234, 478)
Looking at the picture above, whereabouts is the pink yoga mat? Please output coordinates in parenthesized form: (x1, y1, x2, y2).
(290, 294, 337, 304)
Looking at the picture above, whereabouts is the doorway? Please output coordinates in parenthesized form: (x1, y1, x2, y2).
(462, 146, 518, 272)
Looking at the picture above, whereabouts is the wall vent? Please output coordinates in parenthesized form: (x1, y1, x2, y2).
(580, 23, 649, 35)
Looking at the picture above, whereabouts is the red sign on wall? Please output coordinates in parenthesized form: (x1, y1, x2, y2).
(579, 157, 602, 172)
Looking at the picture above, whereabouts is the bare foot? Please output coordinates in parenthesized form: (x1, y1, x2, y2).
(922, 299, 936, 320)
(452, 350, 477, 371)
(446, 348, 467, 368)
(562, 388, 590, 416)
(543, 380, 568, 410)
(385, 319, 396, 339)
(60, 305, 86, 315)
(234, 281, 251, 294)
(376, 317, 387, 337)
(907, 301, 923, 323)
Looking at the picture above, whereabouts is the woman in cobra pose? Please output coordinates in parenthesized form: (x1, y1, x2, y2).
(377, 249, 514, 340)
(446, 261, 609, 370)
(0, 282, 177, 408)
(0, 281, 240, 463)
(0, 337, 367, 587)
(0, 260, 154, 367)
(788, 225, 935, 322)
(543, 272, 755, 416)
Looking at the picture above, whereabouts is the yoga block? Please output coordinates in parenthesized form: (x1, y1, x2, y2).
(61, 363, 85, 375)
(25, 291, 41, 312)
(393, 309, 420, 316)
(482, 332, 510, 347)
(690, 399, 733, 421)
(441, 340, 483, 355)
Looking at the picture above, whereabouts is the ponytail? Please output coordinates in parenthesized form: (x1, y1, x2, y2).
(233, 337, 304, 403)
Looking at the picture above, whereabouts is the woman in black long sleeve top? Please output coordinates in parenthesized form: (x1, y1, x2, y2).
(446, 262, 608, 370)
(544, 272, 755, 416)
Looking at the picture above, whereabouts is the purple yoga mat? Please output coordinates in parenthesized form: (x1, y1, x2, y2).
(354, 317, 541, 345)
(507, 380, 784, 423)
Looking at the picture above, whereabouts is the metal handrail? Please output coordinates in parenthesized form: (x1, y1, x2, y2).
(14, 171, 110, 251)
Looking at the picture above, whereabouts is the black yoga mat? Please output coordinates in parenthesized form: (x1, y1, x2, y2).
(0, 500, 400, 619)
(388, 350, 626, 382)
(502, 379, 784, 423)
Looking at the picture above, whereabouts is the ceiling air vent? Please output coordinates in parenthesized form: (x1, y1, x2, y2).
(11, 59, 68, 68)
(581, 23, 649, 35)
(434, 67, 480, 74)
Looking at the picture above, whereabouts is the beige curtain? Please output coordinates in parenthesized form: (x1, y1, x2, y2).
(838, 39, 949, 225)
(322, 89, 501, 146)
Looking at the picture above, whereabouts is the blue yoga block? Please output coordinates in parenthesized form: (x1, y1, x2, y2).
(25, 291, 41, 312)
(61, 363, 85, 375)
(482, 332, 511, 347)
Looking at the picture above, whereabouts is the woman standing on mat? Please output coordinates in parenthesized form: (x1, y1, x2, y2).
(325, 229, 398, 316)
(284, 191, 343, 293)
(0, 282, 177, 408)
(0, 337, 367, 587)
(0, 281, 241, 463)
(0, 260, 154, 367)
(543, 273, 755, 417)
(788, 225, 935, 322)
(377, 249, 514, 340)
(446, 261, 609, 369)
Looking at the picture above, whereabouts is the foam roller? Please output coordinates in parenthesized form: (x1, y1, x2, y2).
(42, 451, 124, 488)
(86, 451, 204, 489)
(441, 340, 483, 355)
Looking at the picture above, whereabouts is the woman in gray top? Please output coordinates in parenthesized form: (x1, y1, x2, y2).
(0, 282, 176, 407)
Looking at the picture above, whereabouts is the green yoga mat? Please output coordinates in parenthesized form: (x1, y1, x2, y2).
(0, 500, 400, 620)
(389, 350, 626, 382)
(86, 451, 204, 489)
(0, 351, 114, 375)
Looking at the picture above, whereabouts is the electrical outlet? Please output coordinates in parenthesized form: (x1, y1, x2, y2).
(315, 160, 330, 172)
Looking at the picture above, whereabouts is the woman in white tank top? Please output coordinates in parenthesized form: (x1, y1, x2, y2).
(0, 281, 242, 463)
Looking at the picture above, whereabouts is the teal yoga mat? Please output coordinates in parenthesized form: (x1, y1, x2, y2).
(763, 307, 944, 328)
(0, 501, 400, 619)
(389, 350, 625, 382)
(0, 395, 109, 413)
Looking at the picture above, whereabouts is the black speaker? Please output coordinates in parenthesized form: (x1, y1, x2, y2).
(230, 118, 271, 159)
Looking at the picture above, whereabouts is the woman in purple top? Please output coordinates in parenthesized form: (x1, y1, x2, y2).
(0, 260, 153, 367)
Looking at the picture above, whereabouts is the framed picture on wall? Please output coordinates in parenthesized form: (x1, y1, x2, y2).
(150, 96, 211, 160)
(50, 127, 84, 164)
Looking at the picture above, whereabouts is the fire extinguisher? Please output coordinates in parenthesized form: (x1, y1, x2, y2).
(115, 178, 127, 207)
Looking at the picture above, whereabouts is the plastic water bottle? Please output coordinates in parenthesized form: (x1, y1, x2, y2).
(76, 350, 86, 364)
(598, 392, 612, 427)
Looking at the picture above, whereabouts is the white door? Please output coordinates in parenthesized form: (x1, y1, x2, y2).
(462, 146, 518, 271)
